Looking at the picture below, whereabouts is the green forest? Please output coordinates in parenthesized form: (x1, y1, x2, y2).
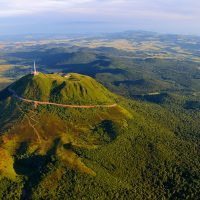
(0, 31, 199, 199)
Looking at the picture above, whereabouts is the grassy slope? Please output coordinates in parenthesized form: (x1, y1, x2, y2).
(0, 98, 199, 199)
(29, 99, 199, 200)
(0, 73, 132, 198)
(0, 73, 199, 199)
(10, 73, 116, 104)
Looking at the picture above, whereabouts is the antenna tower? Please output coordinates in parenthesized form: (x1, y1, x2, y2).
(33, 61, 38, 76)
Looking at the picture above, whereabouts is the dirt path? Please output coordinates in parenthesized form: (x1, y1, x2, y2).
(8, 88, 117, 109)
(16, 103, 41, 143)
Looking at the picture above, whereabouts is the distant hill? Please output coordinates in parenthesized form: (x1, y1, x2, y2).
(113, 78, 175, 95)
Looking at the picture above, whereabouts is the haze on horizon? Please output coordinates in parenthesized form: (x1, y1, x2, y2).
(0, 0, 200, 36)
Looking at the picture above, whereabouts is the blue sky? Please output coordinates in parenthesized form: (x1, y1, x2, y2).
(0, 0, 199, 35)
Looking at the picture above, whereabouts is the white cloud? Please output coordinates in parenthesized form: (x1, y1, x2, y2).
(0, 0, 95, 16)
(0, 0, 200, 35)
(0, 0, 199, 21)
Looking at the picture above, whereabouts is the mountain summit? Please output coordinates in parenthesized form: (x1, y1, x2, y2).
(9, 72, 116, 105)
(0, 72, 130, 187)
(0, 72, 199, 200)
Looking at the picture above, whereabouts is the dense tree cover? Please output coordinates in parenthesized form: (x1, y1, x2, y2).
(0, 177, 23, 199)
(0, 34, 199, 199)
(0, 93, 199, 199)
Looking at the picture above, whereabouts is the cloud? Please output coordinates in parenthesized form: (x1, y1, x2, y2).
(0, 0, 200, 35)
(0, 0, 94, 16)
(0, 0, 199, 21)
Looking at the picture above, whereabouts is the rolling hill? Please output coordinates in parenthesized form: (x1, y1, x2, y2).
(0, 72, 199, 199)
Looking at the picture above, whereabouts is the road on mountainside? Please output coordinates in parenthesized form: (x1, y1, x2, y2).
(8, 88, 117, 109)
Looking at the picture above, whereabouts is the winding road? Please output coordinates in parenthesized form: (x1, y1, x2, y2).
(8, 88, 117, 109)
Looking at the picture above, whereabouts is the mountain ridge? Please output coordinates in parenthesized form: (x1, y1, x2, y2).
(0, 72, 131, 183)
(9, 72, 117, 105)
(0, 72, 199, 200)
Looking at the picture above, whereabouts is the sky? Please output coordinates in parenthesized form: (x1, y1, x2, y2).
(0, 0, 200, 36)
